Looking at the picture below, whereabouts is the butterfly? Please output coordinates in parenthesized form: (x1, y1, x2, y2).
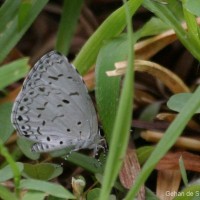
(11, 51, 104, 155)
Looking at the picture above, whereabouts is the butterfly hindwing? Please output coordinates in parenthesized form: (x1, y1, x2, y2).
(11, 51, 99, 152)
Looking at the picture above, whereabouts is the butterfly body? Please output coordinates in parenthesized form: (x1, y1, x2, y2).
(11, 51, 101, 153)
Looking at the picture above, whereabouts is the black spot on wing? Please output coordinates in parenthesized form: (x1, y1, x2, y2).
(36, 107, 45, 111)
(62, 99, 69, 104)
(37, 127, 42, 135)
(52, 114, 65, 122)
(39, 87, 45, 92)
(48, 76, 58, 80)
(69, 92, 79, 96)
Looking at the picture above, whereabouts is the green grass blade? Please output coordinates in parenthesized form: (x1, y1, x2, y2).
(143, 0, 200, 62)
(98, 0, 135, 199)
(56, 0, 83, 55)
(0, 58, 29, 90)
(18, 0, 33, 30)
(125, 85, 200, 199)
(0, 0, 49, 63)
(0, 102, 14, 143)
(73, 0, 143, 75)
(182, 0, 200, 47)
(0, 0, 20, 33)
(0, 139, 21, 197)
(179, 156, 188, 187)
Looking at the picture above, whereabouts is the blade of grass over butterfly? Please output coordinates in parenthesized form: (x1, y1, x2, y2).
(73, 0, 143, 75)
(125, 86, 200, 199)
(56, 0, 83, 55)
(0, 0, 48, 63)
(99, 0, 134, 199)
(143, 0, 200, 62)
(0, 139, 21, 198)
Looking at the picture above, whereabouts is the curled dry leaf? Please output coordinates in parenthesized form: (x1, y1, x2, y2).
(141, 130, 200, 152)
(135, 17, 200, 60)
(156, 113, 200, 131)
(156, 151, 200, 172)
(135, 29, 177, 60)
(156, 170, 181, 200)
(119, 142, 145, 200)
(135, 89, 156, 105)
(107, 60, 190, 94)
(83, 68, 96, 90)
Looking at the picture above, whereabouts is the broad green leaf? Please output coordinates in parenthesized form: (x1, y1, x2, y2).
(22, 191, 46, 200)
(20, 179, 75, 199)
(167, 93, 200, 113)
(0, 58, 29, 90)
(0, 162, 23, 182)
(96, 36, 127, 142)
(0, 185, 18, 200)
(173, 184, 200, 200)
(0, 102, 14, 143)
(87, 188, 101, 200)
(185, 0, 200, 16)
(65, 152, 104, 174)
(50, 148, 104, 173)
(23, 163, 63, 180)
(17, 138, 40, 160)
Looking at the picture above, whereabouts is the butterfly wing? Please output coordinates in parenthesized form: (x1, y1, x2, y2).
(11, 51, 98, 152)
